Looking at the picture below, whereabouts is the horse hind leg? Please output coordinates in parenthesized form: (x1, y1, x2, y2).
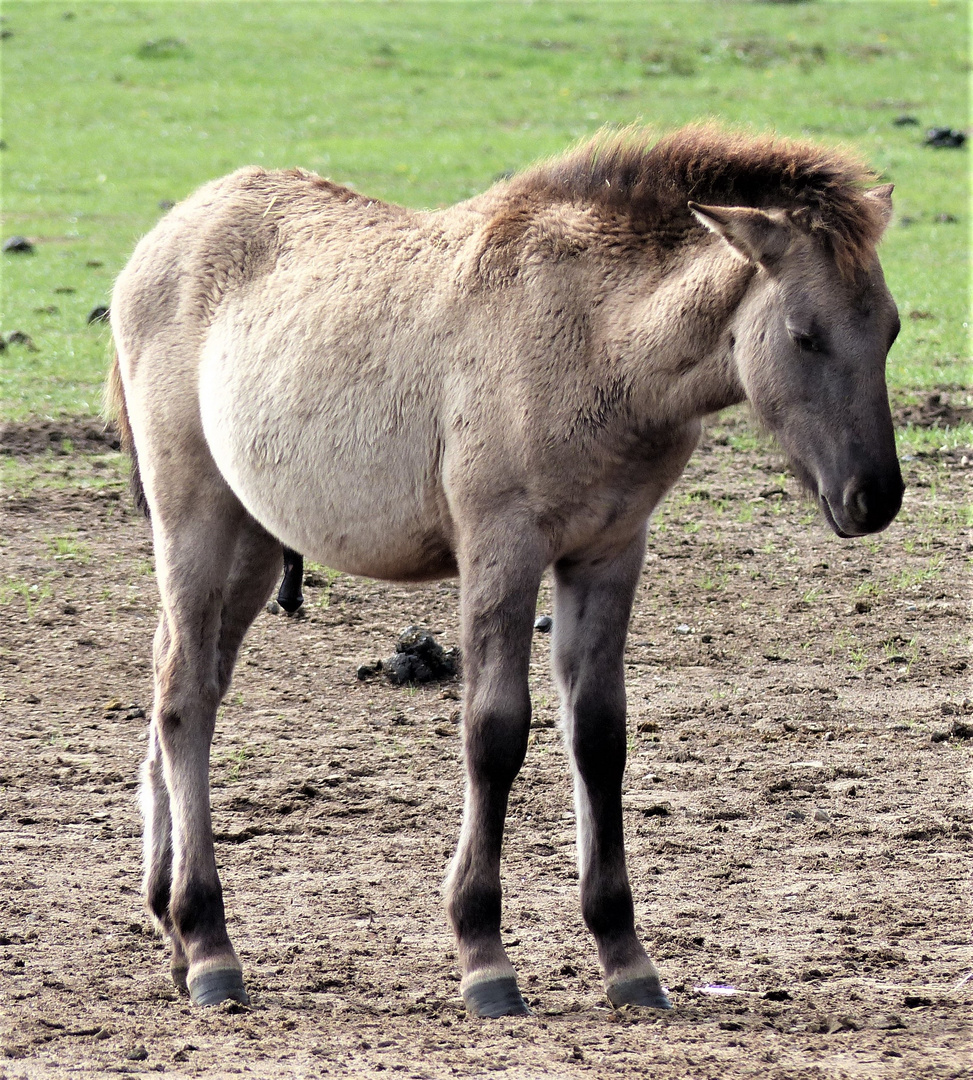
(142, 494, 280, 1007)
(216, 518, 284, 697)
(141, 693, 189, 992)
(552, 535, 671, 1011)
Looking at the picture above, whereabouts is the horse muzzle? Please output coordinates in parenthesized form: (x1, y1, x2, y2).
(820, 471, 905, 537)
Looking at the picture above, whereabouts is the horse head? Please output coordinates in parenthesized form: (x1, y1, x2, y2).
(692, 188, 904, 537)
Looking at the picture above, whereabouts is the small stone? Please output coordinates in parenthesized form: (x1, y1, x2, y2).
(762, 989, 792, 1001)
(533, 615, 553, 633)
(86, 305, 110, 324)
(903, 995, 932, 1008)
(785, 809, 806, 823)
(827, 1014, 862, 1033)
(3, 236, 34, 254)
(125, 1045, 149, 1061)
(813, 809, 831, 823)
(265, 600, 281, 615)
(675, 624, 692, 635)
(870, 1013, 906, 1030)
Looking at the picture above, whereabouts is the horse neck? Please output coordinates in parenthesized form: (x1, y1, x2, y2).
(602, 244, 753, 425)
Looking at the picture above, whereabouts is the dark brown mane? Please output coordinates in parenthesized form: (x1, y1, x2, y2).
(509, 124, 886, 277)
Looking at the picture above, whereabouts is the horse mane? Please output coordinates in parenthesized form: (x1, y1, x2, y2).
(505, 124, 886, 278)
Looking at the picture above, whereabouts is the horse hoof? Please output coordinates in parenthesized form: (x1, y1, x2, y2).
(188, 968, 250, 1007)
(606, 976, 672, 1010)
(463, 975, 530, 1018)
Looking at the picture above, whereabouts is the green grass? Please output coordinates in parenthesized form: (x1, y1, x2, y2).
(1, 0, 969, 424)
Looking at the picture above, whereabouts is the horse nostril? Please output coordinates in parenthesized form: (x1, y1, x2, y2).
(842, 483, 873, 528)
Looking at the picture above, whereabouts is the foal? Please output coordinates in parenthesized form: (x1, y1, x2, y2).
(108, 125, 902, 1015)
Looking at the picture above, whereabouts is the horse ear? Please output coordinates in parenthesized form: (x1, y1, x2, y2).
(688, 203, 791, 267)
(864, 183, 894, 230)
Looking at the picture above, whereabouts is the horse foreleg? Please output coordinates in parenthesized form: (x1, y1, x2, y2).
(552, 533, 671, 1010)
(445, 532, 545, 1017)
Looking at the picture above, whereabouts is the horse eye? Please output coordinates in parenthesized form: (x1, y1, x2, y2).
(790, 330, 824, 354)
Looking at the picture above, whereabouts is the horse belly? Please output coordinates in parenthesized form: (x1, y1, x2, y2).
(199, 347, 455, 582)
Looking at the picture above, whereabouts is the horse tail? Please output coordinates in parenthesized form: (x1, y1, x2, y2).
(104, 351, 150, 519)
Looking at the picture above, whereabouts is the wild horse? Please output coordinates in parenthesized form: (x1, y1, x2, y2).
(108, 125, 902, 1015)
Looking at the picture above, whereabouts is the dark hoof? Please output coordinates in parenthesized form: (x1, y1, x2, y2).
(463, 975, 530, 1018)
(607, 977, 672, 1010)
(188, 968, 250, 1007)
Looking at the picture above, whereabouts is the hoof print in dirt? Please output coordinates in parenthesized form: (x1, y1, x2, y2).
(383, 626, 458, 685)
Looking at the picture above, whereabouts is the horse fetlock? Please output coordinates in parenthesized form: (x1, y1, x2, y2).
(169, 878, 227, 941)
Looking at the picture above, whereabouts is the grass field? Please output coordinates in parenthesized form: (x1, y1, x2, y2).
(1, 0, 969, 434)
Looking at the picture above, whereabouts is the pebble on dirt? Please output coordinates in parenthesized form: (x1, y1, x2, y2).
(382, 626, 458, 685)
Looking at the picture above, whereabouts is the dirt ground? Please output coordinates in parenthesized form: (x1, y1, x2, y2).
(0, 410, 970, 1079)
